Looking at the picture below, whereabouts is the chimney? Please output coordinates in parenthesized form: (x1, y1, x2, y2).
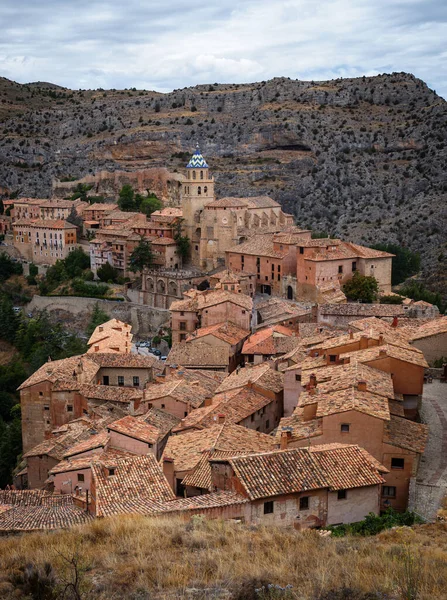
(357, 380, 367, 392)
(309, 373, 317, 387)
(308, 387, 317, 396)
(359, 335, 368, 350)
(391, 317, 398, 328)
(99, 326, 103, 332)
(378, 334, 384, 345)
(163, 457, 175, 491)
(204, 396, 213, 407)
(280, 430, 292, 450)
(349, 330, 353, 340)
(379, 349, 387, 357)
(217, 414, 225, 424)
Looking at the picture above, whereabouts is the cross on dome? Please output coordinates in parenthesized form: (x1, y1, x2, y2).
(186, 144, 209, 169)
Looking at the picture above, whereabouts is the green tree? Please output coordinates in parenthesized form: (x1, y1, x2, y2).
(380, 295, 404, 304)
(0, 296, 20, 341)
(66, 205, 83, 228)
(0, 252, 23, 282)
(129, 238, 154, 273)
(399, 281, 445, 313)
(139, 194, 163, 216)
(343, 272, 379, 303)
(64, 248, 90, 278)
(97, 262, 118, 283)
(372, 243, 421, 286)
(70, 183, 93, 201)
(86, 303, 110, 337)
(118, 184, 136, 211)
(173, 219, 190, 262)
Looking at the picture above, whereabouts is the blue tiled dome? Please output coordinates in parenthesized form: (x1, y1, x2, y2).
(186, 146, 209, 169)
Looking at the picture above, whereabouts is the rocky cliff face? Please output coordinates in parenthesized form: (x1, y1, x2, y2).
(0, 73, 446, 294)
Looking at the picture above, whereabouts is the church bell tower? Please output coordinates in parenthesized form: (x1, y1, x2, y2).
(181, 145, 215, 266)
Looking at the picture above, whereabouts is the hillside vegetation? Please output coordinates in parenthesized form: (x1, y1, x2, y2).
(0, 73, 446, 297)
(0, 516, 447, 599)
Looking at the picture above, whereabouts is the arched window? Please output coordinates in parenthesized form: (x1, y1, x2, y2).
(200, 170, 203, 180)
(193, 171, 196, 180)
(204, 186, 208, 195)
(198, 186, 201, 195)
(187, 171, 190, 180)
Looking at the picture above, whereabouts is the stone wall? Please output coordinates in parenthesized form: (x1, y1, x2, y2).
(26, 295, 169, 336)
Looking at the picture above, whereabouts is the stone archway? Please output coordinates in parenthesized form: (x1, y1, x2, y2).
(168, 280, 178, 297)
(157, 279, 166, 294)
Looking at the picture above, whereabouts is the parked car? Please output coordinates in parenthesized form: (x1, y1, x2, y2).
(12, 307, 22, 314)
(151, 348, 161, 356)
(160, 356, 167, 361)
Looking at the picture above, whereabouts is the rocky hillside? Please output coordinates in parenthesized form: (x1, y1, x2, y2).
(0, 73, 446, 294)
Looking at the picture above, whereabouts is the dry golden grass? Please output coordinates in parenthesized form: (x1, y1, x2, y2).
(0, 517, 446, 599)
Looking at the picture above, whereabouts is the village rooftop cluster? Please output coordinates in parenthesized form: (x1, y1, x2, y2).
(1, 148, 447, 532)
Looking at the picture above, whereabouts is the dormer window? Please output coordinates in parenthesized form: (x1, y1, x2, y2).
(108, 468, 115, 476)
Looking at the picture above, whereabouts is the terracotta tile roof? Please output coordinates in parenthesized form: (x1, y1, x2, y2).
(300, 387, 391, 421)
(319, 304, 405, 317)
(49, 448, 134, 475)
(88, 353, 158, 369)
(174, 387, 274, 432)
(182, 450, 255, 490)
(242, 325, 297, 355)
(410, 317, 447, 340)
(170, 288, 253, 312)
(63, 431, 109, 459)
(0, 504, 93, 532)
(151, 207, 183, 217)
(186, 322, 250, 346)
(108, 415, 160, 444)
(205, 197, 249, 208)
(145, 379, 216, 408)
(227, 233, 287, 259)
(13, 219, 77, 229)
(388, 399, 405, 417)
(139, 408, 181, 438)
(226, 444, 384, 500)
(91, 455, 175, 517)
(300, 363, 394, 399)
(79, 384, 143, 403)
(383, 416, 428, 454)
(161, 423, 276, 473)
(215, 364, 284, 394)
(0, 490, 48, 506)
(339, 344, 429, 368)
(24, 424, 95, 460)
(18, 355, 99, 390)
(254, 297, 312, 327)
(82, 202, 118, 212)
(166, 342, 230, 369)
(344, 242, 394, 259)
(87, 319, 132, 344)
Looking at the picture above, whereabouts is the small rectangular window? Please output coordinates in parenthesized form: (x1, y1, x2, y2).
(118, 376, 124, 386)
(337, 490, 347, 500)
(108, 468, 115, 476)
(67, 405, 73, 412)
(264, 501, 274, 514)
(299, 247, 304, 254)
(338, 265, 343, 274)
(329, 355, 337, 363)
(391, 458, 405, 469)
(382, 486, 396, 498)
(103, 376, 109, 386)
(77, 473, 85, 482)
(299, 496, 309, 510)
(266, 420, 270, 429)
(44, 404, 50, 411)
(341, 423, 350, 433)
(133, 376, 140, 387)
(352, 261, 357, 272)
(161, 404, 165, 409)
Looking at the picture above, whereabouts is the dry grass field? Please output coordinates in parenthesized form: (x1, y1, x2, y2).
(0, 516, 447, 599)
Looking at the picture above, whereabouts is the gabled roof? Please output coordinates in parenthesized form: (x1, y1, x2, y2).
(88, 353, 157, 369)
(166, 342, 229, 369)
(225, 445, 385, 500)
(91, 455, 175, 517)
(410, 317, 447, 341)
(108, 415, 161, 444)
(187, 322, 249, 346)
(174, 387, 274, 432)
(63, 430, 109, 459)
(227, 233, 287, 259)
(161, 423, 276, 473)
(170, 289, 253, 312)
(242, 325, 297, 355)
(182, 449, 254, 490)
(215, 363, 284, 394)
(339, 344, 429, 368)
(18, 355, 99, 390)
(300, 387, 390, 421)
(144, 379, 208, 408)
(383, 415, 428, 454)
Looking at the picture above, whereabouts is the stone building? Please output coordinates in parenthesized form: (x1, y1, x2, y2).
(180, 147, 294, 269)
(136, 267, 207, 309)
(13, 219, 78, 265)
(409, 317, 447, 365)
(170, 288, 253, 343)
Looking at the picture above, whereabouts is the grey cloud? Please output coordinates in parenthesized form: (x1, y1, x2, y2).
(0, 0, 445, 98)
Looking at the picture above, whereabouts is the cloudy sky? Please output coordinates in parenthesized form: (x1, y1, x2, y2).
(1, 0, 446, 98)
